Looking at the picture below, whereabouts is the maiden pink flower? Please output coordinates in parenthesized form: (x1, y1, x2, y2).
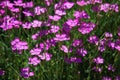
(102, 76, 112, 80)
(38, 52, 52, 61)
(54, 34, 70, 41)
(100, 3, 110, 12)
(64, 57, 82, 64)
(28, 57, 41, 66)
(104, 32, 113, 38)
(23, 1, 33, 8)
(88, 35, 99, 45)
(77, 0, 88, 6)
(14, 0, 24, 6)
(22, 22, 31, 29)
(31, 20, 42, 28)
(94, 56, 104, 64)
(30, 48, 42, 56)
(11, 38, 28, 53)
(72, 39, 83, 47)
(62, 2, 74, 9)
(76, 48, 88, 57)
(45, 0, 52, 6)
(20, 67, 34, 78)
(60, 45, 69, 53)
(55, 10, 66, 16)
(78, 22, 96, 34)
(49, 25, 60, 33)
(49, 15, 61, 21)
(66, 19, 78, 28)
(74, 10, 90, 19)
(0, 70, 5, 76)
(23, 10, 33, 17)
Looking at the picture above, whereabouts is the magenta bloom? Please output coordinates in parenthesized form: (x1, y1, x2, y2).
(54, 34, 70, 41)
(20, 67, 34, 78)
(107, 64, 115, 72)
(60, 45, 69, 53)
(23, 1, 33, 8)
(30, 48, 42, 56)
(55, 10, 66, 16)
(92, 66, 102, 72)
(38, 52, 52, 61)
(0, 70, 5, 76)
(66, 19, 78, 28)
(34, 6, 47, 15)
(114, 39, 120, 51)
(73, 10, 90, 19)
(22, 22, 31, 29)
(77, 1, 88, 6)
(28, 57, 41, 66)
(88, 35, 99, 45)
(102, 76, 112, 80)
(107, 41, 115, 49)
(104, 32, 113, 38)
(11, 38, 28, 54)
(110, 4, 119, 12)
(45, 0, 52, 6)
(78, 22, 96, 34)
(94, 56, 104, 64)
(23, 10, 33, 17)
(14, 0, 24, 7)
(62, 2, 74, 9)
(64, 57, 82, 64)
(72, 39, 83, 47)
(100, 3, 119, 12)
(49, 15, 61, 21)
(116, 76, 120, 80)
(100, 3, 110, 12)
(49, 25, 60, 33)
(0, 16, 21, 30)
(31, 20, 42, 28)
(76, 48, 88, 57)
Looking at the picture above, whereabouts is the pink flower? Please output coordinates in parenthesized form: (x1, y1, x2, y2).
(45, 0, 52, 6)
(0, 70, 5, 76)
(77, 1, 88, 6)
(55, 10, 66, 16)
(38, 52, 52, 61)
(66, 19, 78, 28)
(20, 67, 34, 78)
(49, 25, 60, 33)
(14, 0, 24, 6)
(49, 15, 61, 21)
(76, 48, 88, 57)
(23, 1, 33, 8)
(73, 10, 90, 19)
(11, 38, 28, 54)
(30, 48, 42, 55)
(60, 45, 69, 53)
(94, 56, 104, 64)
(100, 3, 110, 12)
(63, 2, 74, 9)
(28, 57, 41, 66)
(10, 8, 20, 13)
(22, 22, 31, 29)
(54, 34, 70, 41)
(23, 10, 33, 17)
(72, 39, 83, 47)
(31, 20, 42, 28)
(78, 22, 96, 34)
(104, 32, 113, 38)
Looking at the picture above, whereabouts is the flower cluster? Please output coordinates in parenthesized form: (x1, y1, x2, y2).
(0, 0, 119, 79)
(11, 38, 28, 54)
(20, 67, 34, 78)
